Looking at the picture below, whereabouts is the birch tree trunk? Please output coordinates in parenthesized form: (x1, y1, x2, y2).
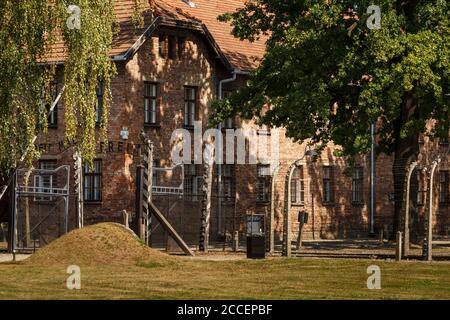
(23, 167, 33, 248)
(199, 143, 214, 252)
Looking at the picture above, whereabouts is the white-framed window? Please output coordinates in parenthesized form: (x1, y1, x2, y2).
(34, 160, 57, 201)
(291, 166, 305, 204)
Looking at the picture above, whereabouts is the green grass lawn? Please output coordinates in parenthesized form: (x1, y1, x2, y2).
(0, 257, 449, 299)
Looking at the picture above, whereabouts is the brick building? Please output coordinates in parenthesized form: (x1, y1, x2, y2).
(1, 0, 448, 251)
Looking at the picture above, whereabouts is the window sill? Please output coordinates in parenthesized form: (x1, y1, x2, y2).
(34, 200, 57, 204)
(144, 123, 161, 129)
(291, 202, 306, 207)
(84, 201, 103, 206)
(351, 202, 364, 207)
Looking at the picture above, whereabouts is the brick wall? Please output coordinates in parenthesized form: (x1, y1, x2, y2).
(30, 25, 449, 249)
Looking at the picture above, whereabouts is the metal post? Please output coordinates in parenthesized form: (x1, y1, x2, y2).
(311, 174, 315, 240)
(369, 123, 376, 236)
(64, 196, 69, 234)
(283, 164, 296, 257)
(142, 139, 154, 246)
(73, 152, 83, 229)
(424, 158, 440, 261)
(404, 161, 418, 257)
(135, 165, 144, 239)
(13, 171, 18, 254)
(7, 174, 15, 253)
(269, 164, 281, 254)
(218, 124, 223, 237)
(395, 231, 402, 261)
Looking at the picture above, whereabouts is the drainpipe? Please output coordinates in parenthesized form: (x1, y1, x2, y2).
(217, 69, 248, 237)
(269, 164, 281, 254)
(369, 123, 376, 236)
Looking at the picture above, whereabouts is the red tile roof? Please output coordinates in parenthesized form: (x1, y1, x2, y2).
(152, 0, 266, 71)
(44, 0, 266, 71)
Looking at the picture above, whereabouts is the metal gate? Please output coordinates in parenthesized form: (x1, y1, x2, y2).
(10, 165, 71, 252)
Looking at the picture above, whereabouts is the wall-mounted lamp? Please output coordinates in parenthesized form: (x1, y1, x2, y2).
(120, 127, 129, 140)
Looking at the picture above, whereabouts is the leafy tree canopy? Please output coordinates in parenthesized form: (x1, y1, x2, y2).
(213, 0, 449, 157)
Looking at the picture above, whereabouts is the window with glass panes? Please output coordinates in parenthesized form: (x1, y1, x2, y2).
(84, 160, 102, 202)
(322, 166, 334, 203)
(291, 166, 305, 204)
(256, 165, 270, 202)
(177, 37, 185, 59)
(439, 171, 449, 206)
(168, 35, 177, 60)
(95, 82, 104, 124)
(35, 160, 57, 201)
(184, 164, 201, 201)
(221, 90, 234, 129)
(184, 87, 197, 127)
(411, 168, 425, 206)
(153, 159, 160, 186)
(158, 34, 166, 58)
(47, 82, 58, 128)
(439, 113, 449, 145)
(351, 167, 363, 204)
(144, 82, 158, 125)
(221, 165, 234, 199)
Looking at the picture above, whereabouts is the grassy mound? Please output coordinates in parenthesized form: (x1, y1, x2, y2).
(25, 223, 175, 267)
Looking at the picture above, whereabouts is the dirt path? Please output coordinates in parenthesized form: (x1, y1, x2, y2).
(0, 254, 30, 263)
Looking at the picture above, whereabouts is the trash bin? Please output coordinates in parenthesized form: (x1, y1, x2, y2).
(246, 214, 266, 259)
(298, 210, 308, 224)
(246, 235, 266, 259)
